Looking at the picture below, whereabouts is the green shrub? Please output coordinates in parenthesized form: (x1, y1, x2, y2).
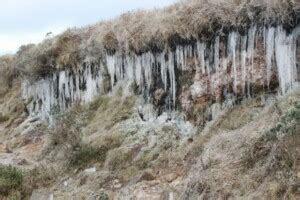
(69, 145, 108, 168)
(0, 166, 23, 196)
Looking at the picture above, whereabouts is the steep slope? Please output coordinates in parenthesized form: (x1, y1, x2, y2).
(0, 85, 299, 199)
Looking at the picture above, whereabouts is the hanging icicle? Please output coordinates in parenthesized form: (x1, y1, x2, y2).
(22, 25, 300, 120)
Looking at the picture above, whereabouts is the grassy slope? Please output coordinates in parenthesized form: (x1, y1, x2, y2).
(0, 80, 298, 199)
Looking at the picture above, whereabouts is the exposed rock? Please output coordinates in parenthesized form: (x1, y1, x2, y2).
(30, 190, 53, 200)
(84, 167, 97, 173)
(17, 158, 29, 165)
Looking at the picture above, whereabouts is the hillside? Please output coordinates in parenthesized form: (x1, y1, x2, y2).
(0, 0, 300, 199)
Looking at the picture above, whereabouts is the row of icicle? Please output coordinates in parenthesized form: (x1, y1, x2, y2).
(22, 25, 299, 119)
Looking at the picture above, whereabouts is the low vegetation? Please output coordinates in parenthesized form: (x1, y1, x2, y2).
(20, 166, 58, 198)
(69, 145, 108, 168)
(0, 166, 23, 197)
(243, 100, 300, 169)
(239, 100, 300, 198)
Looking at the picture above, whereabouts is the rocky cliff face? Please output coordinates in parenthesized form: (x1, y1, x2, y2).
(22, 25, 300, 124)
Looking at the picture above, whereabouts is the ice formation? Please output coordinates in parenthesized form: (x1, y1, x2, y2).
(22, 25, 300, 120)
(22, 64, 103, 119)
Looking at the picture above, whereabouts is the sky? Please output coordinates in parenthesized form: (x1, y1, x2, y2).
(0, 0, 176, 55)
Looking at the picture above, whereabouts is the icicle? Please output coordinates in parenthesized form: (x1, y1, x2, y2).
(160, 53, 168, 91)
(142, 52, 154, 90)
(266, 27, 275, 87)
(229, 32, 238, 94)
(168, 52, 176, 109)
(176, 46, 184, 70)
(125, 55, 135, 81)
(214, 37, 220, 73)
(247, 26, 257, 97)
(275, 26, 297, 94)
(135, 55, 143, 88)
(106, 54, 116, 89)
(241, 36, 247, 94)
(196, 42, 206, 74)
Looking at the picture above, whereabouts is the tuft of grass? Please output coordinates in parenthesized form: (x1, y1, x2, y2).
(134, 150, 159, 170)
(88, 96, 110, 113)
(0, 166, 23, 196)
(109, 96, 136, 128)
(105, 148, 133, 171)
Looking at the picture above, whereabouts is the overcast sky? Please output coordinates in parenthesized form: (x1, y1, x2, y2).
(0, 0, 176, 55)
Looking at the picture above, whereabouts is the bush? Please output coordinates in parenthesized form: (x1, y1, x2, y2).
(48, 104, 88, 149)
(0, 166, 23, 196)
(69, 145, 108, 168)
(49, 121, 81, 149)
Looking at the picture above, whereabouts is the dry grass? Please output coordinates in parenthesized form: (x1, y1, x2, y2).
(9, 0, 298, 78)
(0, 81, 24, 127)
(0, 55, 19, 94)
(20, 165, 58, 198)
